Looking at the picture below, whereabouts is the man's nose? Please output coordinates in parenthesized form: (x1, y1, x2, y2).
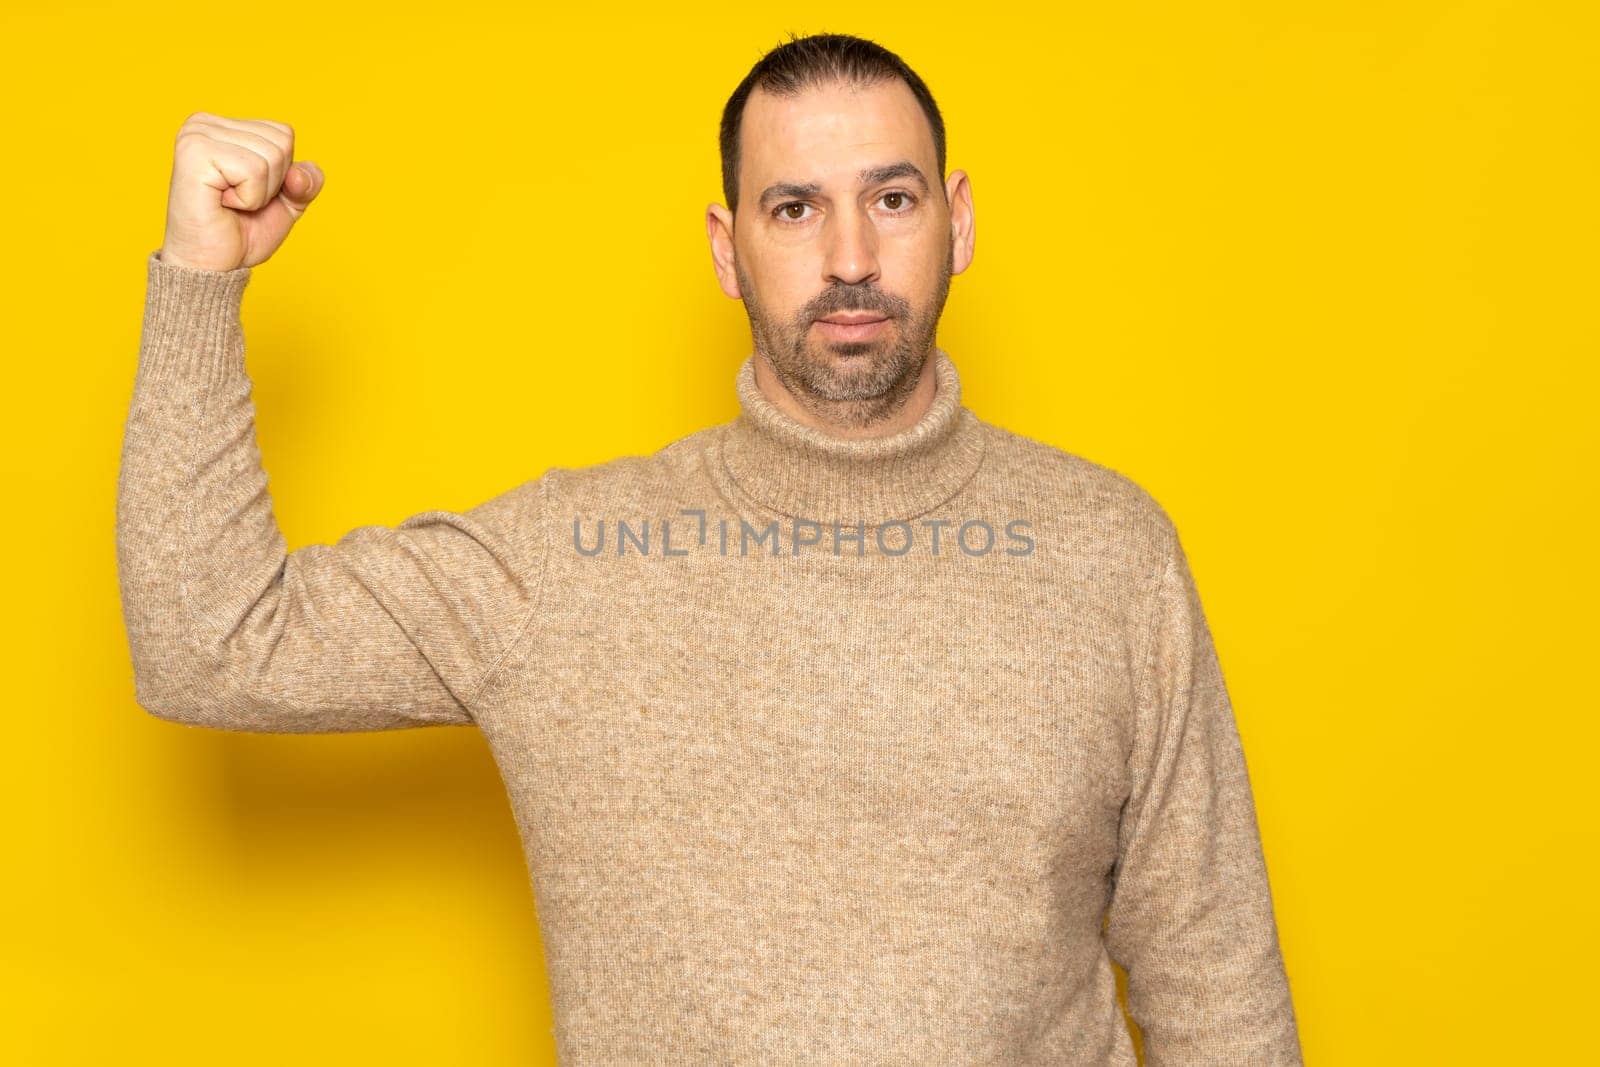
(823, 205, 880, 288)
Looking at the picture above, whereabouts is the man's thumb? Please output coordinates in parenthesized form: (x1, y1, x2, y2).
(281, 161, 323, 213)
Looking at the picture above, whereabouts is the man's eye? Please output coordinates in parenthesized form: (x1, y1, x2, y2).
(774, 202, 813, 221)
(880, 190, 917, 212)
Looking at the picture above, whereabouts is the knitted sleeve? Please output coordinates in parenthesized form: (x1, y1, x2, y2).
(115, 250, 546, 733)
(1103, 521, 1303, 1064)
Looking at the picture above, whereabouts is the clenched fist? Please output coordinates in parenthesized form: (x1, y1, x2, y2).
(159, 112, 324, 272)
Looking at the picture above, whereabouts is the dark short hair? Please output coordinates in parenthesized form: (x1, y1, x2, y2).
(719, 32, 947, 219)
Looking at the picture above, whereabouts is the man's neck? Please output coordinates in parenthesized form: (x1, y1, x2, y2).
(750, 350, 939, 440)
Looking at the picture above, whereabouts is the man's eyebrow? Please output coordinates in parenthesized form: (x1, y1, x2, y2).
(756, 160, 932, 209)
(857, 160, 930, 193)
(758, 181, 823, 209)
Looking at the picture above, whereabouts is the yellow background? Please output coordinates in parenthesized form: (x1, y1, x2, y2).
(2, 1, 1594, 1062)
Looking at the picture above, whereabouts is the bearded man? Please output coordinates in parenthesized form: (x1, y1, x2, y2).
(118, 31, 1303, 1065)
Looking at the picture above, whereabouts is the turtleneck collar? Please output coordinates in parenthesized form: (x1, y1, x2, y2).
(718, 348, 987, 525)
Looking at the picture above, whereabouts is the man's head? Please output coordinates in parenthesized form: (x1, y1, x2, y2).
(707, 33, 976, 430)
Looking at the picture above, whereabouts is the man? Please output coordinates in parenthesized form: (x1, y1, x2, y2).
(118, 31, 1303, 1065)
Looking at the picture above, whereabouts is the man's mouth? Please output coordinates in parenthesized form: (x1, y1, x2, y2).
(818, 312, 889, 325)
(815, 313, 891, 342)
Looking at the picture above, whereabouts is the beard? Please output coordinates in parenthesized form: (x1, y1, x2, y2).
(736, 242, 954, 429)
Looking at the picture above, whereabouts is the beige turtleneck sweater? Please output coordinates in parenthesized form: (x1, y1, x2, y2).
(117, 249, 1303, 1065)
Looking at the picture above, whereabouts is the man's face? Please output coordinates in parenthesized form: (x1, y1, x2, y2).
(710, 78, 970, 420)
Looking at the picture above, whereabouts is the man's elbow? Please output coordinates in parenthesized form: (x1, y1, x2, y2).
(129, 658, 237, 729)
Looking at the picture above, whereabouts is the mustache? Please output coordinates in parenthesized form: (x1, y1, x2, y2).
(805, 285, 909, 320)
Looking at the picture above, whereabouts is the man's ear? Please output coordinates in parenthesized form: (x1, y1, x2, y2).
(706, 203, 743, 299)
(945, 169, 975, 275)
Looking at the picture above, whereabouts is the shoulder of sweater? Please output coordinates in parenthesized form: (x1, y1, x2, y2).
(974, 417, 1179, 556)
(413, 429, 714, 573)
(520, 422, 727, 508)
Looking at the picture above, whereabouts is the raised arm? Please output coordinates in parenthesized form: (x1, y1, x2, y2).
(116, 114, 546, 733)
(1104, 521, 1303, 1064)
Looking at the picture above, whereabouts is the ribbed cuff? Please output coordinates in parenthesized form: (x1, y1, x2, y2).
(137, 248, 254, 390)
